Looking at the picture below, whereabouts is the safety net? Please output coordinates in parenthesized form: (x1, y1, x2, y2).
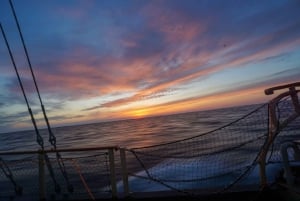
(124, 93, 300, 196)
(0, 92, 299, 200)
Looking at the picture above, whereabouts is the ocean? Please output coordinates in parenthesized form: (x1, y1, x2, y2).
(2, 102, 297, 200)
(0, 104, 259, 152)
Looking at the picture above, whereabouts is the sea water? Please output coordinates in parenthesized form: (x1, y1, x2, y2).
(0, 104, 289, 200)
(0, 104, 257, 151)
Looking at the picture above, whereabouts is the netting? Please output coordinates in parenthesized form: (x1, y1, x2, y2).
(124, 103, 270, 195)
(122, 93, 300, 196)
(0, 150, 114, 200)
(267, 95, 300, 162)
(0, 90, 299, 200)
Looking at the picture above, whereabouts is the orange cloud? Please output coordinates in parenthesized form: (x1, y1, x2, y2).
(116, 84, 271, 120)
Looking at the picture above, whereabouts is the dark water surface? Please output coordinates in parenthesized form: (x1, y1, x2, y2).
(0, 104, 260, 151)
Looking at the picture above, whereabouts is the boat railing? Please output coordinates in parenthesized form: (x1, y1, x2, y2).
(259, 82, 300, 187)
(0, 146, 128, 200)
(0, 82, 300, 200)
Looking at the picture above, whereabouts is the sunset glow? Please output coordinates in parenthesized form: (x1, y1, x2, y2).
(0, 0, 300, 133)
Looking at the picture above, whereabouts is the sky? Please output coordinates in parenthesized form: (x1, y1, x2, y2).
(0, 0, 300, 133)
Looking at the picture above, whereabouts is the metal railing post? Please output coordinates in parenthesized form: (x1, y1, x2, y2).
(120, 148, 129, 197)
(38, 151, 45, 200)
(260, 82, 300, 187)
(108, 148, 117, 198)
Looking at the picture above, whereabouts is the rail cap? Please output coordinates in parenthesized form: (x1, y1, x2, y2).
(0, 145, 120, 155)
(264, 82, 300, 95)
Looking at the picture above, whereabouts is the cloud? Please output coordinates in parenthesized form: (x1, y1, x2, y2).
(86, 35, 300, 110)
(0, 110, 31, 126)
(19, 0, 300, 102)
(2, 0, 300, 132)
(47, 114, 86, 122)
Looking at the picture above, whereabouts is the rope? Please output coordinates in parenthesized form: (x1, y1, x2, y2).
(71, 159, 95, 200)
(131, 134, 267, 159)
(130, 150, 197, 198)
(43, 154, 61, 193)
(0, 23, 44, 149)
(1, 20, 61, 194)
(132, 103, 268, 150)
(56, 152, 74, 192)
(8, 0, 73, 192)
(130, 138, 263, 198)
(220, 144, 263, 193)
(0, 158, 23, 196)
(123, 103, 271, 198)
(129, 166, 247, 183)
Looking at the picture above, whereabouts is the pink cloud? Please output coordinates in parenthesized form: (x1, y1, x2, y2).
(94, 29, 300, 109)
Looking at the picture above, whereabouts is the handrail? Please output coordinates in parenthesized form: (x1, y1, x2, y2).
(259, 81, 300, 188)
(1, 82, 299, 198)
(0, 145, 121, 199)
(264, 81, 300, 95)
(0, 145, 119, 155)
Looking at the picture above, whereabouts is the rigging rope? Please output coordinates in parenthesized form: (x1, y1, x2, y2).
(0, 23, 44, 149)
(130, 149, 196, 197)
(8, 0, 55, 147)
(8, 0, 73, 193)
(71, 159, 95, 200)
(0, 22, 61, 194)
(0, 157, 23, 196)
